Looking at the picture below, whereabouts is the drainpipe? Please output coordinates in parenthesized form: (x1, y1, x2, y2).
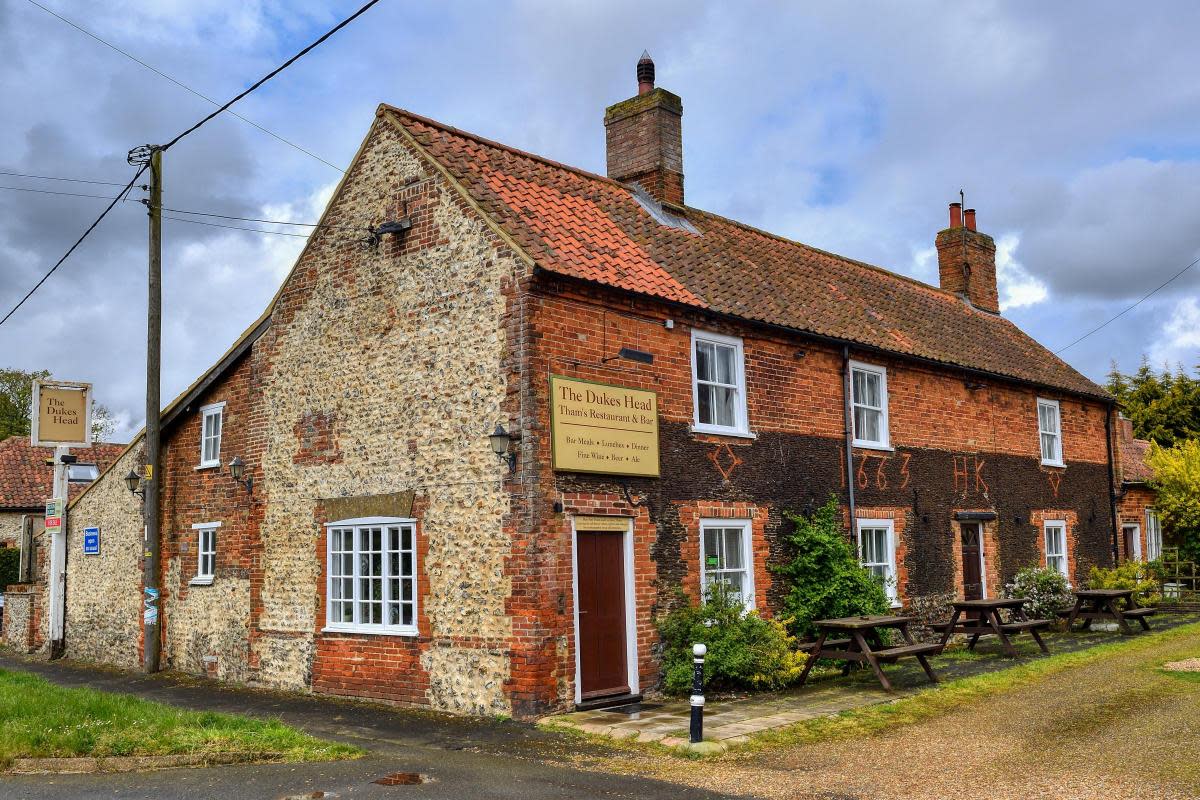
(1104, 404, 1120, 565)
(842, 346, 857, 533)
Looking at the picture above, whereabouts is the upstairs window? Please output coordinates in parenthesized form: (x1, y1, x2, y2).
(199, 402, 225, 468)
(691, 330, 749, 435)
(700, 519, 754, 609)
(1146, 509, 1163, 561)
(191, 522, 220, 585)
(1037, 399, 1063, 466)
(850, 361, 890, 449)
(325, 518, 418, 635)
(857, 518, 898, 604)
(1044, 520, 1068, 579)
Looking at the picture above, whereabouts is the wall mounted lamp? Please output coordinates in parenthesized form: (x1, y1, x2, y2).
(602, 347, 654, 365)
(489, 424, 520, 472)
(227, 456, 253, 494)
(124, 469, 145, 498)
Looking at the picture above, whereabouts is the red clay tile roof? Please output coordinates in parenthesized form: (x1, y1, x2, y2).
(0, 436, 126, 510)
(1118, 418, 1155, 484)
(386, 106, 1106, 399)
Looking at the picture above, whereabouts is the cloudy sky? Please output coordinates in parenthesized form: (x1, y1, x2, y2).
(2, 1, 1198, 440)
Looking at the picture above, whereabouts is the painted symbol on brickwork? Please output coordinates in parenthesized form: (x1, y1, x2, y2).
(1047, 471, 1062, 498)
(952, 455, 988, 495)
(899, 452, 911, 489)
(707, 442, 744, 482)
(843, 449, 912, 490)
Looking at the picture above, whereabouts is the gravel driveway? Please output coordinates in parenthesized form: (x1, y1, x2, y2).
(576, 623, 1200, 800)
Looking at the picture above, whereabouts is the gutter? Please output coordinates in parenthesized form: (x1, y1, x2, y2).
(842, 346, 857, 534)
(1104, 406, 1120, 565)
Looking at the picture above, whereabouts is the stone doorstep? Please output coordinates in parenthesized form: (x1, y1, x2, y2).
(6, 752, 278, 775)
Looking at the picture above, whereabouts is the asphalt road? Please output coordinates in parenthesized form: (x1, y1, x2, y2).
(0, 655, 743, 800)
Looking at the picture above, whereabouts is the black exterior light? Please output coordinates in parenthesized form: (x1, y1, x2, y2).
(227, 456, 253, 494)
(124, 469, 144, 497)
(489, 424, 518, 472)
(602, 347, 654, 365)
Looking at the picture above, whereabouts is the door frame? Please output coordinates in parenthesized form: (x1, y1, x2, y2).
(959, 521, 988, 600)
(1122, 523, 1142, 562)
(571, 517, 639, 705)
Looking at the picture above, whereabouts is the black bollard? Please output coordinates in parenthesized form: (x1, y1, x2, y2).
(689, 642, 706, 744)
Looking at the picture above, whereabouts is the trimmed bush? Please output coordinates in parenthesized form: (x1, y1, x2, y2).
(1087, 562, 1162, 608)
(1004, 566, 1073, 620)
(0, 548, 18, 590)
(657, 584, 805, 695)
(775, 497, 891, 640)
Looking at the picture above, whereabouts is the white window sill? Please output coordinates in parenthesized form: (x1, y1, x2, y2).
(853, 440, 894, 452)
(189, 577, 213, 586)
(195, 463, 220, 471)
(889, 600, 903, 609)
(321, 625, 419, 637)
(1041, 460, 1066, 469)
(689, 425, 757, 440)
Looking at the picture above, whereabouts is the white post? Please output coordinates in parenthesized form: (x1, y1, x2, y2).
(47, 445, 68, 647)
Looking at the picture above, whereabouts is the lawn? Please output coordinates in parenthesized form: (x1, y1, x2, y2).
(0, 669, 363, 768)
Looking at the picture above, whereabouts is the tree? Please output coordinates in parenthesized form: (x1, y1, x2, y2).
(0, 367, 117, 443)
(1106, 359, 1200, 447)
(1147, 439, 1200, 563)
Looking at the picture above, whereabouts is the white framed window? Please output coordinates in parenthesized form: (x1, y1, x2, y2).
(199, 402, 225, 468)
(191, 522, 220, 585)
(700, 519, 754, 609)
(850, 361, 890, 449)
(857, 518, 898, 604)
(324, 517, 418, 635)
(1044, 520, 1069, 580)
(691, 330, 750, 436)
(1037, 398, 1064, 466)
(1146, 509, 1163, 561)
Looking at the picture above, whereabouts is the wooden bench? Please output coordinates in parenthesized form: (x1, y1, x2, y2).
(798, 638, 852, 653)
(1123, 607, 1156, 618)
(873, 642, 944, 660)
(999, 618, 1051, 631)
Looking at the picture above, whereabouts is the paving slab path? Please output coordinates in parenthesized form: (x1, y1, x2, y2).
(0, 653, 744, 800)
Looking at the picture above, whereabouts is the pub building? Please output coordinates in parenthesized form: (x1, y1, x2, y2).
(52, 57, 1120, 718)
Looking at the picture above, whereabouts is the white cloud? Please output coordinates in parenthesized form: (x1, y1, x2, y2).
(1149, 296, 1200, 369)
(995, 234, 1048, 311)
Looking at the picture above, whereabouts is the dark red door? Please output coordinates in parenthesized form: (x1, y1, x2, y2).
(577, 531, 629, 699)
(961, 523, 983, 601)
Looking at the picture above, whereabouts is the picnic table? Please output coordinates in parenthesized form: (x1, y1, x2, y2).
(933, 598, 1050, 657)
(797, 614, 943, 692)
(1064, 588, 1155, 635)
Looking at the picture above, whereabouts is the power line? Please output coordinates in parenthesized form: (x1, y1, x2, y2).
(0, 169, 129, 187)
(0, 184, 137, 201)
(160, 0, 382, 153)
(1055, 255, 1200, 354)
(0, 165, 147, 328)
(24, 0, 345, 173)
(161, 213, 313, 238)
(160, 205, 362, 230)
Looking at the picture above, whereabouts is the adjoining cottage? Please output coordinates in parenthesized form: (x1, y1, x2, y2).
(1114, 416, 1164, 562)
(61, 57, 1125, 717)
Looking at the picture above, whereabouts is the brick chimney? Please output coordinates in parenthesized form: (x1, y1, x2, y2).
(935, 202, 999, 313)
(604, 52, 684, 205)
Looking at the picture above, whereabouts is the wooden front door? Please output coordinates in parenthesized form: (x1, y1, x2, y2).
(961, 523, 984, 601)
(576, 530, 629, 699)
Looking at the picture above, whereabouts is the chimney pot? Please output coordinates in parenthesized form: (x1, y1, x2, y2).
(949, 202, 962, 228)
(964, 208, 977, 231)
(637, 51, 655, 96)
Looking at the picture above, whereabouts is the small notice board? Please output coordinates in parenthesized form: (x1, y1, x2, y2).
(83, 527, 101, 556)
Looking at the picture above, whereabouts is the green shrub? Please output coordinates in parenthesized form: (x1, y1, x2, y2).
(657, 584, 805, 695)
(1004, 566, 1073, 620)
(775, 497, 891, 640)
(0, 548, 18, 589)
(1087, 562, 1162, 607)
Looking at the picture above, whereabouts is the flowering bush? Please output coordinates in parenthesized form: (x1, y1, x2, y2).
(1087, 562, 1162, 607)
(1004, 566, 1073, 620)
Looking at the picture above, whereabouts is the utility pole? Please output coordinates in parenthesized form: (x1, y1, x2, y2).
(130, 144, 162, 673)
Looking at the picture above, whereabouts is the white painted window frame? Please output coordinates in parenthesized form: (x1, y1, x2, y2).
(1044, 520, 1069, 580)
(857, 517, 899, 605)
(1037, 398, 1064, 467)
(570, 517, 639, 705)
(1146, 509, 1163, 561)
(690, 329, 752, 437)
(198, 401, 226, 469)
(699, 518, 756, 610)
(190, 522, 220, 585)
(322, 516, 419, 637)
(1122, 523, 1142, 562)
(849, 360, 891, 450)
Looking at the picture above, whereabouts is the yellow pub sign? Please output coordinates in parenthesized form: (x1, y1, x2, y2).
(549, 375, 659, 477)
(31, 380, 92, 449)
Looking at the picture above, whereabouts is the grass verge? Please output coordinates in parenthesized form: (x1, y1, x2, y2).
(0, 669, 363, 769)
(740, 620, 1200, 753)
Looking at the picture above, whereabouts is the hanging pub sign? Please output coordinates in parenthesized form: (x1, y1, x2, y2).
(31, 379, 92, 448)
(549, 375, 659, 477)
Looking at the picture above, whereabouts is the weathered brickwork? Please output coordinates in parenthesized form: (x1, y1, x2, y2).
(63, 442, 145, 669)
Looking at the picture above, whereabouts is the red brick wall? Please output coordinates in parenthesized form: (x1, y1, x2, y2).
(1117, 485, 1157, 561)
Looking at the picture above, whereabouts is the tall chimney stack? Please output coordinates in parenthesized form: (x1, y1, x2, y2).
(935, 201, 999, 313)
(604, 52, 685, 205)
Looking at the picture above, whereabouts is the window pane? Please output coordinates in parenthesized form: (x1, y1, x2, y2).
(853, 370, 880, 408)
(722, 529, 743, 569)
(1041, 432, 1057, 461)
(696, 341, 713, 381)
(855, 406, 881, 443)
(703, 528, 720, 570)
(713, 343, 735, 384)
(712, 386, 736, 428)
(698, 385, 714, 425)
